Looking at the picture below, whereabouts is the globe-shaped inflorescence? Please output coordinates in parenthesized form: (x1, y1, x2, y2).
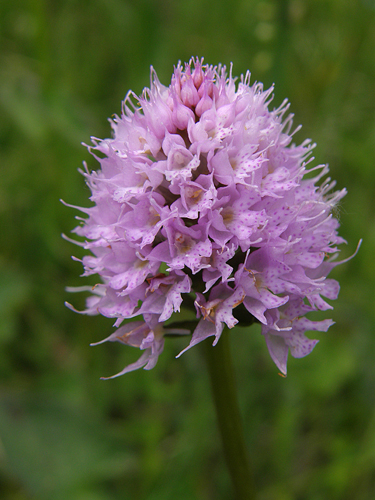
(65, 57, 354, 378)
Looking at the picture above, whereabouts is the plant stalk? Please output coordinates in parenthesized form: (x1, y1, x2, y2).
(203, 328, 256, 500)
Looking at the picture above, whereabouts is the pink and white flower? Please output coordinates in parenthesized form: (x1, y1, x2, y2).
(65, 58, 357, 377)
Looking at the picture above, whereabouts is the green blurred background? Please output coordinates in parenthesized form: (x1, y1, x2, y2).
(0, 0, 374, 498)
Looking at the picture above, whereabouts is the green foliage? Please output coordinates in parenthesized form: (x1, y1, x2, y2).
(0, 0, 374, 498)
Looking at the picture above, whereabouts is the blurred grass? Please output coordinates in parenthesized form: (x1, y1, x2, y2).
(0, 0, 375, 498)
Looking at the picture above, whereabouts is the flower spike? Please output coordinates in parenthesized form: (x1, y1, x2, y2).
(66, 59, 355, 377)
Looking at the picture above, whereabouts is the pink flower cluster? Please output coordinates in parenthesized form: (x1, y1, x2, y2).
(66, 58, 353, 377)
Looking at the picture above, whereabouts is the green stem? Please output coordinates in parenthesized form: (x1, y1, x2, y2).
(203, 328, 256, 500)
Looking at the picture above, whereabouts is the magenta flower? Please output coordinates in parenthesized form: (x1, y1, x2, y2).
(65, 57, 356, 378)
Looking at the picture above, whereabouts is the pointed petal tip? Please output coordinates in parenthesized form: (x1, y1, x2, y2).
(65, 301, 87, 314)
(90, 339, 108, 346)
(212, 336, 220, 346)
(175, 348, 187, 359)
